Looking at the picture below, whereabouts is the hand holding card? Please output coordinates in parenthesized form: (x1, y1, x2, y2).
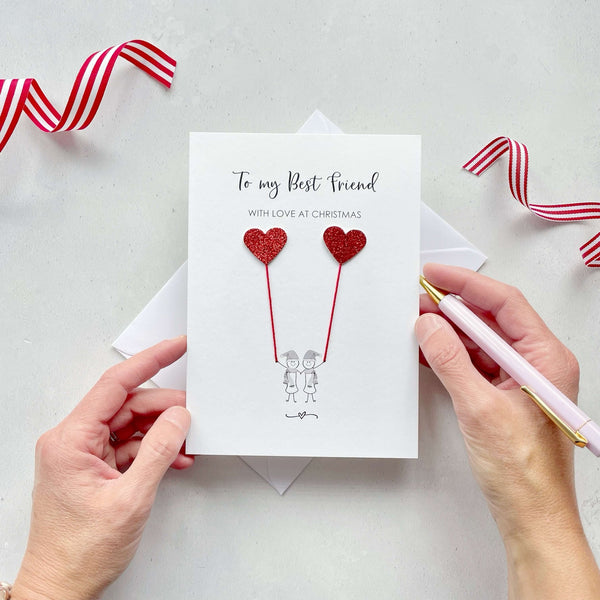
(114, 112, 485, 491)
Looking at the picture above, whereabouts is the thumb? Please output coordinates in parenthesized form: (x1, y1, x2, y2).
(415, 313, 484, 399)
(122, 405, 191, 500)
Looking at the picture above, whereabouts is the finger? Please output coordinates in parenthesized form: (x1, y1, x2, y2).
(418, 326, 499, 378)
(120, 406, 191, 499)
(114, 437, 194, 472)
(422, 263, 549, 342)
(70, 337, 187, 425)
(420, 293, 501, 377)
(421, 291, 506, 341)
(415, 313, 491, 401)
(419, 291, 441, 315)
(108, 388, 186, 433)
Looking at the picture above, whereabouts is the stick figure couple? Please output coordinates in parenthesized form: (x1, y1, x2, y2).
(279, 349, 322, 403)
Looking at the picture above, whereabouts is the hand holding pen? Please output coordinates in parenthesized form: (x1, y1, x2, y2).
(416, 263, 600, 599)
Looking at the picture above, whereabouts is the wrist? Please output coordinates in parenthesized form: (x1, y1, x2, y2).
(12, 550, 100, 600)
(503, 512, 600, 599)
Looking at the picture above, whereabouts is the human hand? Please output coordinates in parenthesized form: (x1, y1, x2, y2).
(12, 337, 193, 600)
(415, 264, 600, 598)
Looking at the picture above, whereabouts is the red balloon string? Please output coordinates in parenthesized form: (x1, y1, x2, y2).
(265, 263, 278, 362)
(323, 263, 342, 362)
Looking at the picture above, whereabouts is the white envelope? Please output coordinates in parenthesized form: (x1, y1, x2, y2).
(112, 111, 486, 494)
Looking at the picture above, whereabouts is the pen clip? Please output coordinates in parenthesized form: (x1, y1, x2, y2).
(520, 386, 588, 447)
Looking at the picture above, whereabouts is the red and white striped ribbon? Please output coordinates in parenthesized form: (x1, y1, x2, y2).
(463, 137, 600, 267)
(0, 40, 175, 153)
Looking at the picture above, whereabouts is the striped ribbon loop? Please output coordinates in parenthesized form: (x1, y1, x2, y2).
(0, 40, 175, 153)
(463, 137, 600, 267)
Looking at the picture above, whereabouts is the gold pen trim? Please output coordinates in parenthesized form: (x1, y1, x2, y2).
(520, 385, 588, 447)
(419, 275, 446, 305)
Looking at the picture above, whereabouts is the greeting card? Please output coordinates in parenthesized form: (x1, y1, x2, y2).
(186, 133, 420, 457)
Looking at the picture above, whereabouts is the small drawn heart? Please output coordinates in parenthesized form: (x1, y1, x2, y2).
(244, 228, 287, 264)
(298, 411, 307, 419)
(323, 226, 367, 264)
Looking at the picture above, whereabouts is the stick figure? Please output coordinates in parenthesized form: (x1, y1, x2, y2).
(301, 350, 322, 403)
(279, 350, 300, 402)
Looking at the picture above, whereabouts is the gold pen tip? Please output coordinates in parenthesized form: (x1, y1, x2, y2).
(419, 275, 445, 305)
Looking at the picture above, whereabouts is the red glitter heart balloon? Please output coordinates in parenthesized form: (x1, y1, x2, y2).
(323, 226, 367, 264)
(244, 228, 287, 264)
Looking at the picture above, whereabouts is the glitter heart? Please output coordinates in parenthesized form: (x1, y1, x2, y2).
(323, 226, 367, 264)
(244, 228, 287, 264)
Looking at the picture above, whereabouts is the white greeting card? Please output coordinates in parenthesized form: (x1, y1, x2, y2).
(187, 133, 420, 457)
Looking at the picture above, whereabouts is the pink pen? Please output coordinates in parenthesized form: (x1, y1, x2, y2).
(420, 275, 600, 457)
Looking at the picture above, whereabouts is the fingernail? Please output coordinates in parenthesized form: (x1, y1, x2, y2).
(415, 314, 443, 345)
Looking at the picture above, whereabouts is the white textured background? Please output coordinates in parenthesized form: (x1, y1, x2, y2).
(1, 2, 600, 598)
